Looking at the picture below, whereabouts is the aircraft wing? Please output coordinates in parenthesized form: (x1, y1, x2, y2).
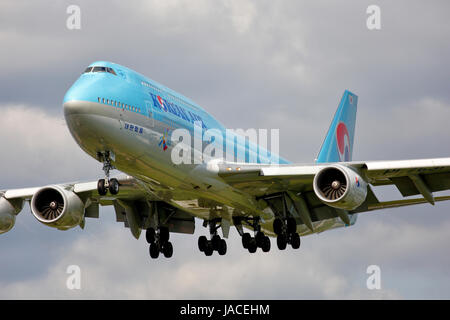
(0, 176, 195, 239)
(1, 175, 149, 203)
(216, 157, 450, 211)
(3, 158, 450, 239)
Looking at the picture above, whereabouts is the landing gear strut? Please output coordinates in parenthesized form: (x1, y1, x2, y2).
(146, 226, 173, 259)
(273, 217, 301, 250)
(235, 217, 271, 254)
(198, 219, 227, 256)
(97, 151, 119, 195)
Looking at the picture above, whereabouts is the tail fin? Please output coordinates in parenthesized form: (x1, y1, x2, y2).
(316, 90, 358, 163)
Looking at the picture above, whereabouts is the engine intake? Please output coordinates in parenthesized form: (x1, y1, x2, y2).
(31, 186, 84, 230)
(313, 165, 367, 210)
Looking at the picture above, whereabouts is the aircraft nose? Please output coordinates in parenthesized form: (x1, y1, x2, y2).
(63, 100, 87, 116)
(63, 82, 94, 124)
(63, 79, 95, 116)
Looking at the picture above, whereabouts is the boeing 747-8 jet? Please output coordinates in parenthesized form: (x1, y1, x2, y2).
(2, 61, 450, 259)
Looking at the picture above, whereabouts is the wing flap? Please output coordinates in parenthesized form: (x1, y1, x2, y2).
(361, 158, 450, 200)
(367, 195, 450, 211)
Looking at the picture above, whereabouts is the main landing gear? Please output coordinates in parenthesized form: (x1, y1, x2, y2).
(235, 217, 271, 254)
(273, 217, 301, 250)
(97, 151, 119, 196)
(146, 226, 173, 259)
(241, 230, 271, 253)
(198, 219, 227, 256)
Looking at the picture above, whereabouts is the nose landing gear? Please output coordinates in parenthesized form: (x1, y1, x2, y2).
(96, 151, 120, 196)
(97, 178, 119, 195)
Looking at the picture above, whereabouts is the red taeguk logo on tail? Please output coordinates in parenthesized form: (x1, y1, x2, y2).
(336, 122, 351, 162)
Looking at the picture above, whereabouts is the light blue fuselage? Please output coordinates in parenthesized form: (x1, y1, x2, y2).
(63, 61, 347, 236)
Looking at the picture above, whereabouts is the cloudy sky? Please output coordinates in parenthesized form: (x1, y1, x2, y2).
(1, 0, 450, 299)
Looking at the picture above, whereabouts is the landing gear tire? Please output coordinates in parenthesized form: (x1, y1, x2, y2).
(277, 234, 287, 250)
(255, 231, 265, 248)
(262, 236, 271, 252)
(287, 217, 297, 234)
(159, 227, 170, 242)
(198, 235, 207, 252)
(146, 228, 156, 244)
(212, 234, 221, 251)
(291, 233, 301, 249)
(162, 241, 173, 258)
(218, 239, 227, 256)
(273, 218, 283, 235)
(248, 238, 257, 253)
(109, 178, 119, 195)
(204, 241, 214, 256)
(242, 233, 251, 249)
(149, 242, 160, 259)
(97, 179, 107, 196)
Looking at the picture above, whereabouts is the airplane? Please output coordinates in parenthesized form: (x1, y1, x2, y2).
(1, 61, 450, 259)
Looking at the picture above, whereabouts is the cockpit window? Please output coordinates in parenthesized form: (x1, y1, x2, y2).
(106, 67, 117, 75)
(84, 66, 117, 75)
(92, 66, 107, 73)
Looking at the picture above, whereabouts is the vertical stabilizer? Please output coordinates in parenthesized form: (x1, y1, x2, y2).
(316, 90, 358, 163)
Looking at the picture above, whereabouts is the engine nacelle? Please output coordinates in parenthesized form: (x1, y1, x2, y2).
(0, 197, 23, 234)
(313, 165, 368, 210)
(31, 186, 85, 230)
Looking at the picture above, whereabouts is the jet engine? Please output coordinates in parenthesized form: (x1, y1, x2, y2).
(0, 197, 23, 234)
(313, 164, 367, 210)
(31, 186, 85, 230)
